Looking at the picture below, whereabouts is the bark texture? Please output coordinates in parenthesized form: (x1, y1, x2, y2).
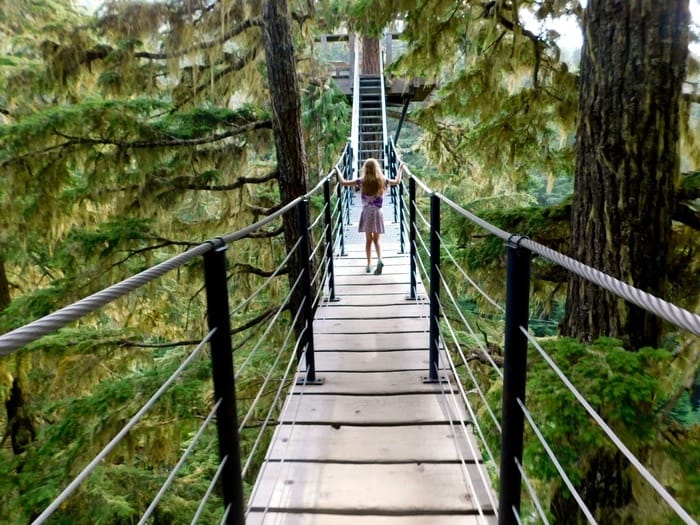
(563, 0, 690, 349)
(4, 378, 35, 455)
(362, 37, 380, 74)
(0, 255, 10, 311)
(262, 0, 309, 328)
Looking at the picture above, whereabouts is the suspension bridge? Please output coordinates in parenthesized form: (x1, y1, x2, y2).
(1, 33, 699, 525)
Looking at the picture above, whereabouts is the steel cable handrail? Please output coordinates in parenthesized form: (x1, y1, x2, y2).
(521, 327, 698, 524)
(31, 330, 215, 525)
(0, 170, 338, 355)
(436, 192, 700, 336)
(138, 398, 222, 525)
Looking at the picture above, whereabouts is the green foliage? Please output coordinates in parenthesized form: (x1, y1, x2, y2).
(479, 337, 700, 522)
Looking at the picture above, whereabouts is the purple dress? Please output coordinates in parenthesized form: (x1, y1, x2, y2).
(355, 179, 387, 234)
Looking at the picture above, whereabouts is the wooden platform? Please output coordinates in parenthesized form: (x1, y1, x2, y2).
(247, 225, 497, 523)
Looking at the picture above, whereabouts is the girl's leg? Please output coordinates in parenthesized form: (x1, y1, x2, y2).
(365, 232, 373, 272)
(373, 232, 382, 261)
(373, 233, 384, 275)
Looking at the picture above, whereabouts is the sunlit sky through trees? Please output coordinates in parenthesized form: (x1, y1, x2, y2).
(74, 0, 700, 58)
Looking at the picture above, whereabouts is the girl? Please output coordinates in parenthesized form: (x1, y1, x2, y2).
(336, 158, 403, 274)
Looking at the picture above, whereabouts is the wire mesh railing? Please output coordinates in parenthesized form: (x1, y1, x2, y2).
(389, 134, 700, 525)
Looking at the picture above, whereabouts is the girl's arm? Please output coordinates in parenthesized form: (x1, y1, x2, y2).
(387, 162, 405, 186)
(335, 166, 359, 187)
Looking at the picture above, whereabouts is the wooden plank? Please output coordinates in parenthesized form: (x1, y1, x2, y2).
(334, 273, 409, 285)
(314, 331, 429, 350)
(292, 370, 454, 394)
(305, 350, 430, 371)
(319, 293, 425, 307)
(248, 462, 494, 513)
(313, 317, 429, 334)
(266, 424, 484, 462)
(314, 304, 428, 319)
(278, 393, 469, 425)
(335, 282, 425, 294)
(246, 513, 496, 525)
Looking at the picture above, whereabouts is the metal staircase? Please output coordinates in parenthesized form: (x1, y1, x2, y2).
(357, 75, 385, 171)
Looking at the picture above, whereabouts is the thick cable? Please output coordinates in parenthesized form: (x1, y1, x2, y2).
(436, 231, 505, 313)
(517, 397, 598, 524)
(522, 327, 697, 524)
(138, 398, 222, 525)
(191, 455, 228, 525)
(32, 331, 215, 525)
(0, 243, 212, 355)
(518, 238, 700, 336)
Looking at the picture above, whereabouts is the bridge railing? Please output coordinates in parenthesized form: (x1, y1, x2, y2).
(388, 139, 700, 524)
(0, 168, 344, 524)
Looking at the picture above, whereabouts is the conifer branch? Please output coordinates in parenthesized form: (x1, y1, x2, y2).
(248, 226, 285, 239)
(82, 18, 263, 63)
(232, 263, 288, 278)
(186, 171, 278, 191)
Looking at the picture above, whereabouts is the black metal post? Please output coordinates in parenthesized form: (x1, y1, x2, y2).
(399, 179, 405, 254)
(203, 240, 245, 525)
(409, 177, 417, 300)
(323, 179, 338, 301)
(296, 199, 323, 385)
(498, 237, 531, 525)
(337, 181, 346, 257)
(427, 193, 440, 382)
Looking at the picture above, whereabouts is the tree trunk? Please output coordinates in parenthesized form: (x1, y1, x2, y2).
(4, 377, 35, 455)
(0, 254, 10, 311)
(362, 37, 380, 74)
(262, 0, 310, 330)
(550, 450, 631, 524)
(563, 0, 690, 349)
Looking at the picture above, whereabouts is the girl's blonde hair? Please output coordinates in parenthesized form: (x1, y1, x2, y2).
(360, 158, 385, 196)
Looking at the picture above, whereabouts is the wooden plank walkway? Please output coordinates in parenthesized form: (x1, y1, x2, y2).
(247, 209, 497, 524)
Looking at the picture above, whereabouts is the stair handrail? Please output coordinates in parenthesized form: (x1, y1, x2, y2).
(350, 33, 361, 179)
(379, 32, 389, 172)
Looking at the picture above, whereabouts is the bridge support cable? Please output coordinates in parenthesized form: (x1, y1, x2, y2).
(30, 330, 215, 525)
(522, 329, 699, 524)
(515, 458, 551, 525)
(203, 241, 246, 525)
(240, 303, 305, 476)
(436, 331, 500, 523)
(139, 399, 222, 525)
(192, 455, 228, 525)
(498, 238, 532, 525)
